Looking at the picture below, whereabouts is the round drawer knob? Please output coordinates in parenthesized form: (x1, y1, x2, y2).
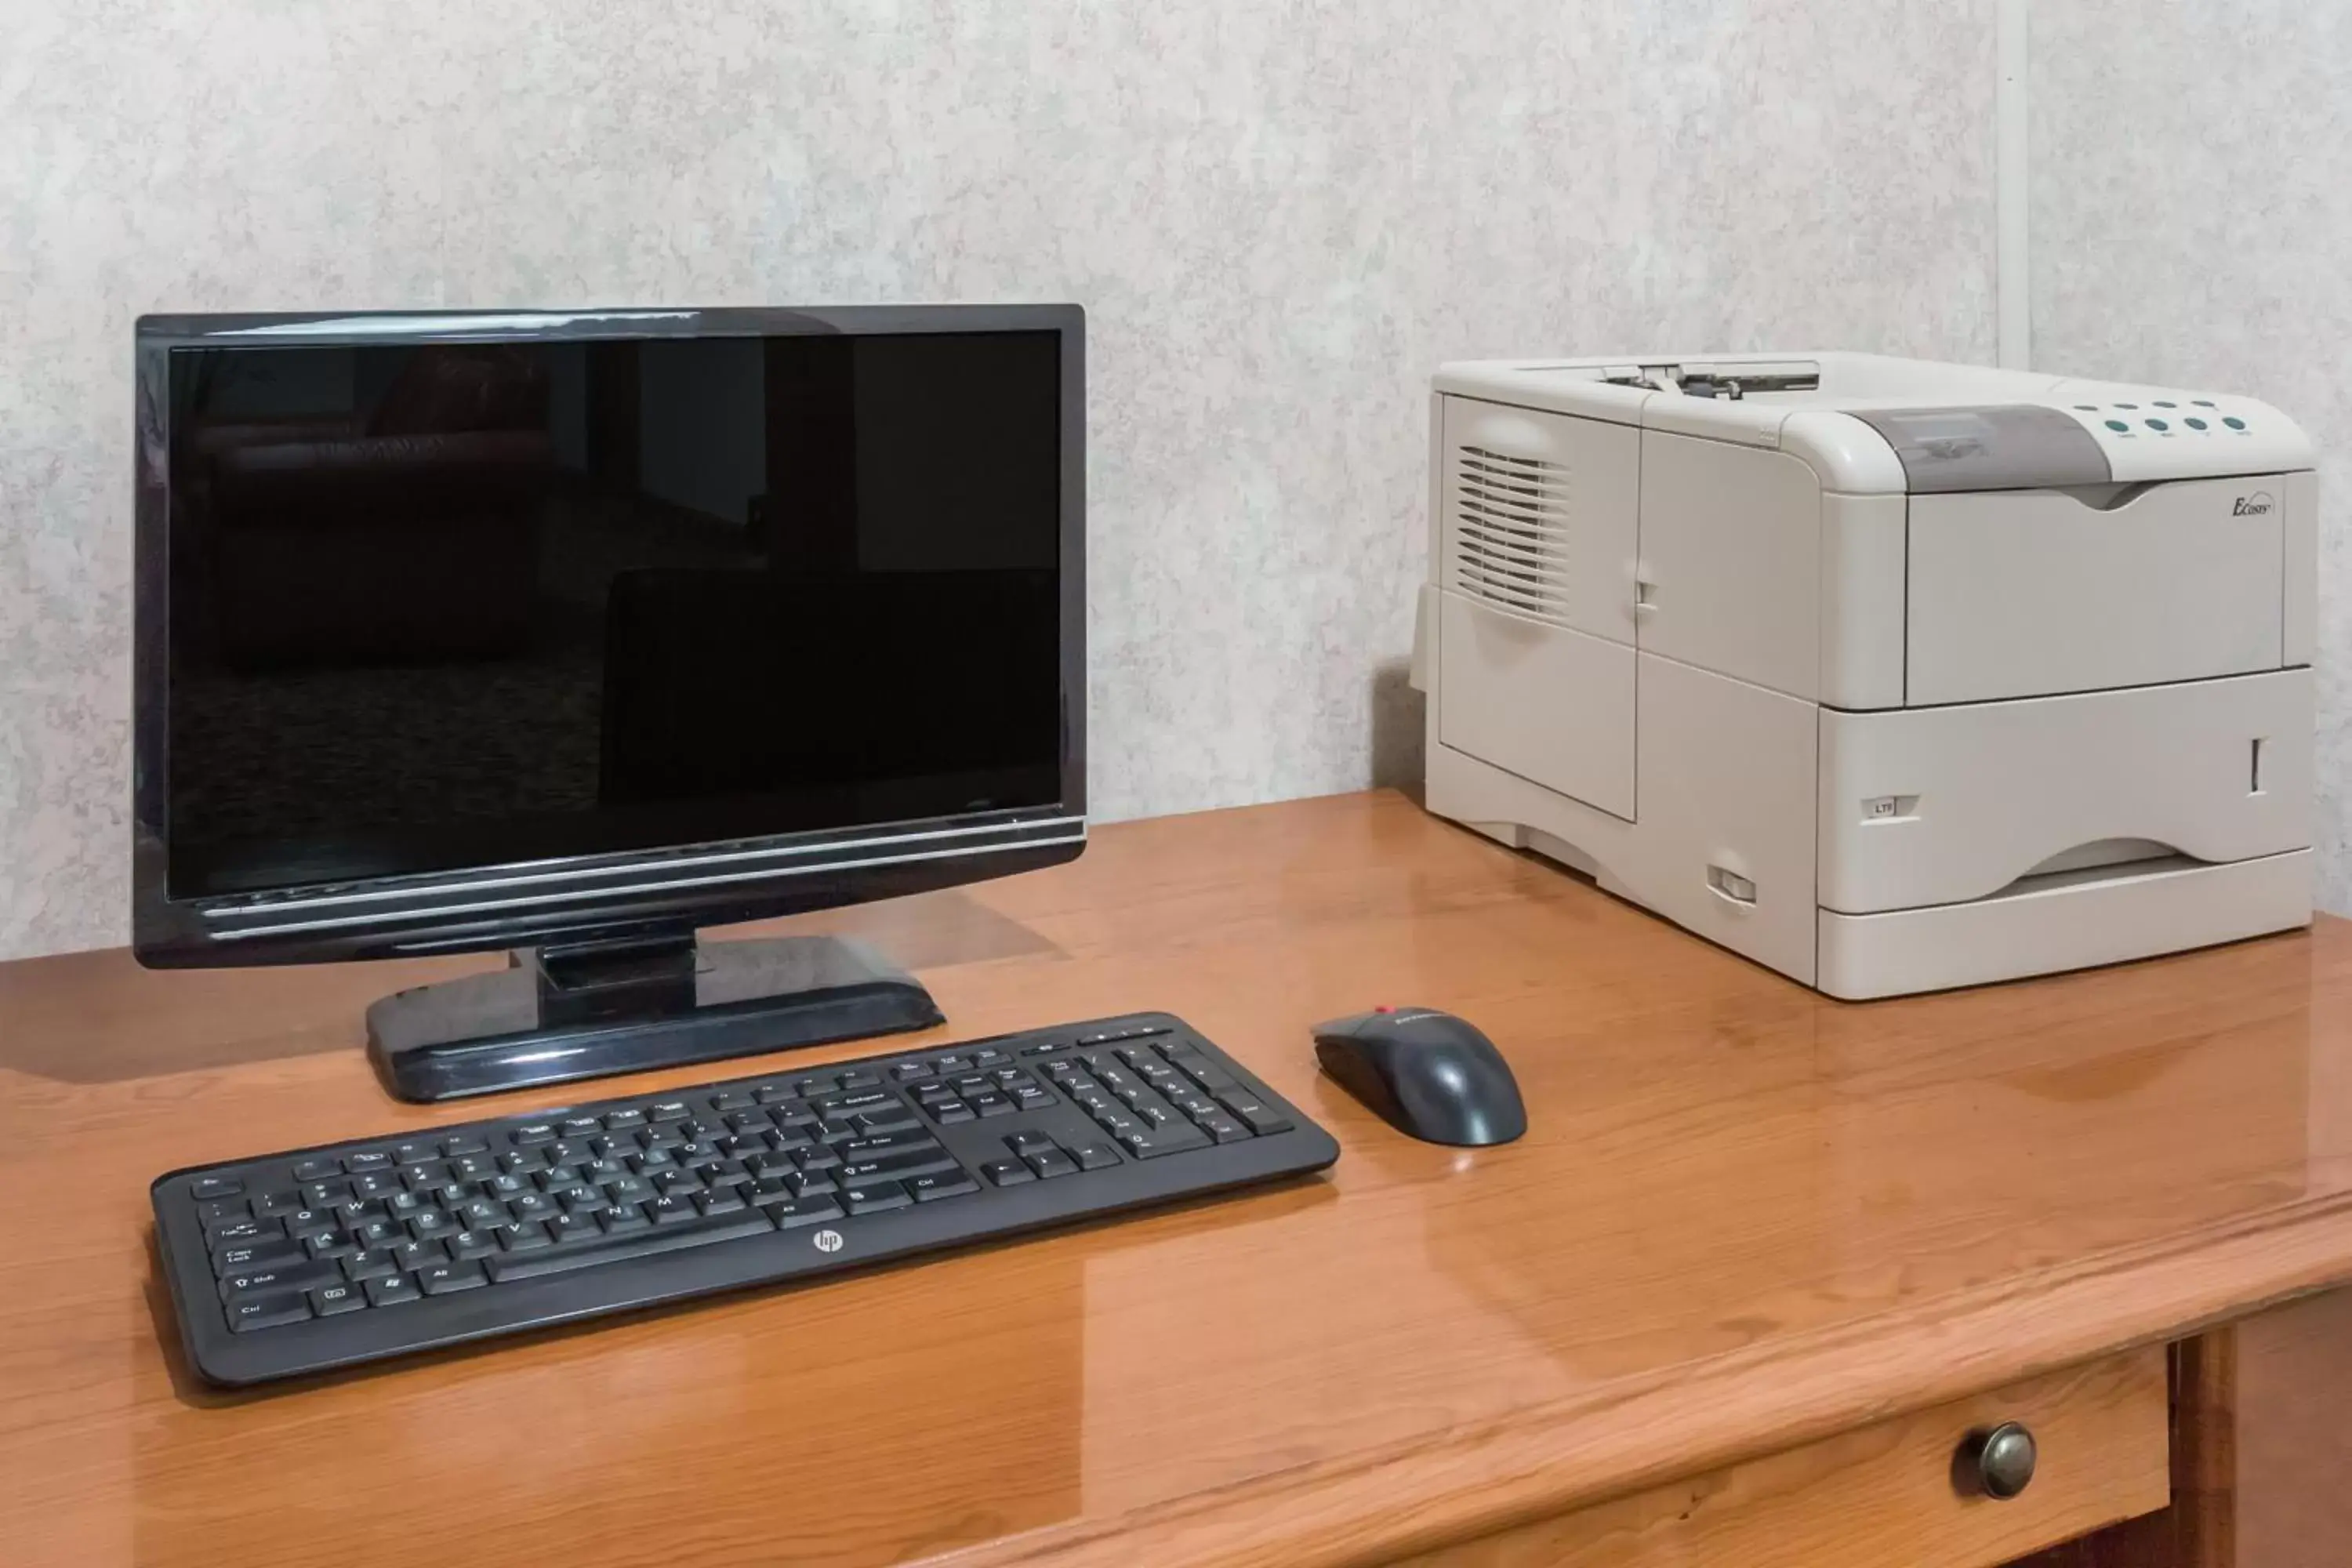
(1957, 1421, 2038, 1500)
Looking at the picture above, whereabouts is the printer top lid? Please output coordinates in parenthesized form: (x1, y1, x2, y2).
(1434, 351, 2313, 493)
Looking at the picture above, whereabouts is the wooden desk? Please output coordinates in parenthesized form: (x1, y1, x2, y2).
(3, 790, 2349, 1566)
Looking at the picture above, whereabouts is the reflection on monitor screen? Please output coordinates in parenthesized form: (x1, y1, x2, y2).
(165, 331, 1064, 898)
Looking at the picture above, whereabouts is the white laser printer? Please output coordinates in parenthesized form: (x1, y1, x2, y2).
(1410, 352, 2316, 998)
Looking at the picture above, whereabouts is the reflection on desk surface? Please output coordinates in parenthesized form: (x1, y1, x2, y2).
(3, 790, 2349, 1567)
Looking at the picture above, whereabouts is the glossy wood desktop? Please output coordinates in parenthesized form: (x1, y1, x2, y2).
(4, 790, 2350, 1566)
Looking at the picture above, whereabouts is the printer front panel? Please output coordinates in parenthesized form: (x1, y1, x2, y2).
(1905, 475, 2297, 706)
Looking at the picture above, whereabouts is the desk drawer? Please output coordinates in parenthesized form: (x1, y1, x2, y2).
(1392, 1348, 2168, 1568)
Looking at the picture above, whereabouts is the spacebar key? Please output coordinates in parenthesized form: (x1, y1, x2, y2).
(485, 1213, 775, 1282)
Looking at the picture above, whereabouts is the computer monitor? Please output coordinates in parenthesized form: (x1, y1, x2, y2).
(132, 305, 1086, 1102)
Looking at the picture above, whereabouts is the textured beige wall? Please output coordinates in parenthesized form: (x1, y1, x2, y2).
(2031, 2, 2352, 914)
(0, 2, 1997, 959)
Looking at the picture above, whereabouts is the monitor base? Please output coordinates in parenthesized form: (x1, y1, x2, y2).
(365, 933, 944, 1103)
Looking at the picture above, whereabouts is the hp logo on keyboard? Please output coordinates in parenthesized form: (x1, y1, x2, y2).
(811, 1229, 845, 1253)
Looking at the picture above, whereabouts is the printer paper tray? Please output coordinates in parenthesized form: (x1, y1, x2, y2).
(1816, 850, 2310, 1000)
(1817, 670, 2311, 915)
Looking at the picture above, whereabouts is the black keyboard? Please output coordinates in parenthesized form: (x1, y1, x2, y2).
(154, 1013, 1338, 1386)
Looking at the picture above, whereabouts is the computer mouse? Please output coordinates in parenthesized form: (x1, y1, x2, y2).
(1311, 1007, 1526, 1146)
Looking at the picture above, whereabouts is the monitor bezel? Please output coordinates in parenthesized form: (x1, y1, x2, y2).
(132, 304, 1086, 967)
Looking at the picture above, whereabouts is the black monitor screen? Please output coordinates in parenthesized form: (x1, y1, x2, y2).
(162, 330, 1066, 899)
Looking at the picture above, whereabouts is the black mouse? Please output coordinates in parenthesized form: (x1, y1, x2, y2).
(1312, 1007, 1526, 1146)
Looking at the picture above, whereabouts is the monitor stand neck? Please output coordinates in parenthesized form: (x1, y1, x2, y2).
(363, 932, 943, 1102)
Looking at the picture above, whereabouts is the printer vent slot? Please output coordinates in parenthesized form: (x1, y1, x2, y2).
(1453, 445, 1572, 624)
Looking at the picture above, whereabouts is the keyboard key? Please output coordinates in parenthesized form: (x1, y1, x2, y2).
(1197, 1112, 1253, 1144)
(252, 1189, 303, 1218)
(839, 1071, 882, 1091)
(1174, 1052, 1240, 1093)
(310, 1281, 367, 1317)
(1118, 1123, 1212, 1159)
(489, 1211, 776, 1282)
(971, 1047, 1011, 1067)
(1069, 1142, 1122, 1171)
(219, 1260, 342, 1300)
(390, 1240, 447, 1271)
(601, 1205, 653, 1236)
(348, 1213, 405, 1250)
(455, 1196, 506, 1229)
(1218, 1094, 1294, 1136)
(509, 1123, 559, 1146)
(842, 1181, 912, 1215)
(933, 1105, 977, 1125)
(441, 1134, 489, 1157)
(696, 1187, 746, 1216)
(768, 1195, 846, 1229)
(647, 1195, 699, 1226)
(648, 1101, 692, 1123)
(599, 1109, 647, 1131)
(794, 1075, 838, 1098)
(1024, 1149, 1080, 1179)
(447, 1229, 499, 1261)
(980, 1160, 1033, 1187)
(1005, 1129, 1057, 1153)
(212, 1237, 305, 1275)
(343, 1151, 393, 1174)
(544, 1214, 599, 1247)
(837, 1129, 936, 1158)
(891, 1062, 934, 1081)
(558, 1117, 604, 1138)
(498, 1221, 554, 1251)
(753, 1085, 798, 1105)
(970, 1092, 1016, 1118)
(417, 1261, 488, 1295)
(406, 1210, 457, 1240)
(292, 1159, 341, 1184)
(555, 1184, 608, 1215)
(303, 1231, 359, 1261)
(908, 1173, 981, 1202)
(837, 1150, 960, 1185)
(190, 1176, 243, 1202)
(302, 1180, 352, 1207)
(811, 1089, 895, 1117)
(227, 1292, 311, 1333)
(343, 1249, 400, 1281)
(206, 1218, 277, 1245)
(365, 1273, 422, 1307)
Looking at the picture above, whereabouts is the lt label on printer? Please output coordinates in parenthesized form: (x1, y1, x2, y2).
(1863, 796, 1920, 822)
